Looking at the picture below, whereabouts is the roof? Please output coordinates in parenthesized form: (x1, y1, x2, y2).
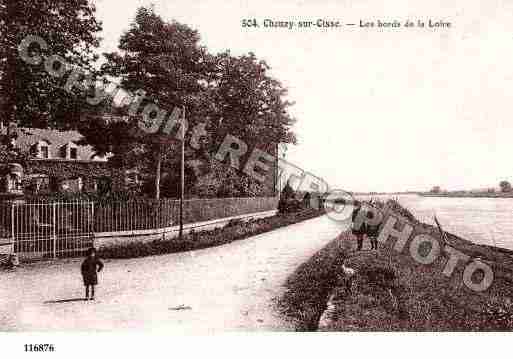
(1, 127, 107, 162)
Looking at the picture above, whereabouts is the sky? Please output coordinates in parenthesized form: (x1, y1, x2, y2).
(94, 0, 513, 193)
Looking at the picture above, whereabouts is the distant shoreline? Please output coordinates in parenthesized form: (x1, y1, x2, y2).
(354, 192, 513, 199)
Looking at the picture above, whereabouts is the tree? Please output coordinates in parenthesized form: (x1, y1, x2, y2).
(278, 180, 301, 213)
(0, 0, 102, 129)
(190, 159, 266, 198)
(0, 123, 28, 164)
(82, 7, 214, 199)
(281, 181, 296, 200)
(430, 186, 441, 193)
(188, 52, 297, 198)
(0, 144, 28, 166)
(86, 7, 297, 199)
(499, 180, 512, 193)
(210, 51, 297, 150)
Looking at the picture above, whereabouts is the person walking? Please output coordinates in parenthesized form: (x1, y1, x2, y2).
(81, 247, 104, 300)
(351, 201, 366, 251)
(366, 211, 381, 250)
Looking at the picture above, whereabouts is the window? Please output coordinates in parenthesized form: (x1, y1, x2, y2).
(40, 145, 49, 159)
(70, 147, 78, 159)
(33, 140, 51, 159)
(61, 142, 78, 160)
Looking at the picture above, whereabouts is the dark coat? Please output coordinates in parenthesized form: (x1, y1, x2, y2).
(351, 206, 367, 235)
(81, 257, 104, 286)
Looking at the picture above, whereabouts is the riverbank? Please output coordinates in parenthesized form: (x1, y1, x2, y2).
(280, 200, 513, 331)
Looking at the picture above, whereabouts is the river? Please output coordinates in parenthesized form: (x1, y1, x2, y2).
(356, 194, 513, 250)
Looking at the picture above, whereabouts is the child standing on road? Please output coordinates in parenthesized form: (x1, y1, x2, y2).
(81, 247, 104, 300)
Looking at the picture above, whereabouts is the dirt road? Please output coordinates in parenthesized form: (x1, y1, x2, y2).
(0, 215, 345, 332)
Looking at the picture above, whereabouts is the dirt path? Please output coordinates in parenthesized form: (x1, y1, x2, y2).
(0, 215, 345, 332)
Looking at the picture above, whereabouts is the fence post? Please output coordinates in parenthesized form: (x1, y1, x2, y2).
(90, 202, 94, 232)
(11, 203, 15, 253)
(52, 202, 57, 259)
(91, 202, 95, 247)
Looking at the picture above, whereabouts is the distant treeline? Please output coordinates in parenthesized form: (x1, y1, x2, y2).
(421, 192, 513, 199)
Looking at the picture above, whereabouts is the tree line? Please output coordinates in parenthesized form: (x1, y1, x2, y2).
(430, 180, 512, 194)
(0, 2, 296, 199)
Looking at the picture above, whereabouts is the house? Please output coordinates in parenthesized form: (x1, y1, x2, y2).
(0, 125, 139, 196)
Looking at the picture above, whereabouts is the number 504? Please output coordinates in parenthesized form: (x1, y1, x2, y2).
(242, 19, 258, 27)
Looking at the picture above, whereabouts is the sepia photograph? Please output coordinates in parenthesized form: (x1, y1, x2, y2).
(1, 0, 513, 356)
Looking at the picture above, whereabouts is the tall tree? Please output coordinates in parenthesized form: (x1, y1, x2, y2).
(83, 7, 297, 199)
(0, 0, 102, 129)
(90, 6, 213, 199)
(188, 52, 297, 197)
(210, 52, 297, 149)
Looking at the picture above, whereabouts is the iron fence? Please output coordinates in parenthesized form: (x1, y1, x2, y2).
(0, 197, 278, 261)
(94, 199, 177, 233)
(11, 202, 94, 260)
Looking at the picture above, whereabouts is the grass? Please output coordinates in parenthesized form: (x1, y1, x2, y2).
(278, 234, 350, 330)
(280, 200, 513, 331)
(324, 237, 513, 331)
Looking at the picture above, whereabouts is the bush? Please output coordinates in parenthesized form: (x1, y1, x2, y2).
(278, 181, 306, 214)
(98, 208, 325, 260)
(278, 198, 303, 214)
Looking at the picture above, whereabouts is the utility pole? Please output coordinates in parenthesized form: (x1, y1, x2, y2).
(179, 106, 185, 239)
(155, 149, 161, 200)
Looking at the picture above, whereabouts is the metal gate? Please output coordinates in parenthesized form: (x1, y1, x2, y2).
(11, 202, 94, 260)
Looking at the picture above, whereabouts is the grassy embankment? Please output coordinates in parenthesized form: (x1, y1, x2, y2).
(280, 200, 513, 331)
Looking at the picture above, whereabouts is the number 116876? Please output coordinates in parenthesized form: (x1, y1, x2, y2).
(24, 344, 55, 352)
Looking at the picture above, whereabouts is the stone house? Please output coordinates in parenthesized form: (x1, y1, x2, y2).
(0, 126, 139, 196)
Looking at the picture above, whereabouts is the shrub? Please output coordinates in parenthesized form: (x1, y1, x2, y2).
(278, 198, 303, 214)
(98, 207, 325, 260)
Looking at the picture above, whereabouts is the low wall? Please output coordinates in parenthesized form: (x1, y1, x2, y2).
(94, 209, 278, 249)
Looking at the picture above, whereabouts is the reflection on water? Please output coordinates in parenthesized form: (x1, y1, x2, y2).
(356, 194, 513, 250)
